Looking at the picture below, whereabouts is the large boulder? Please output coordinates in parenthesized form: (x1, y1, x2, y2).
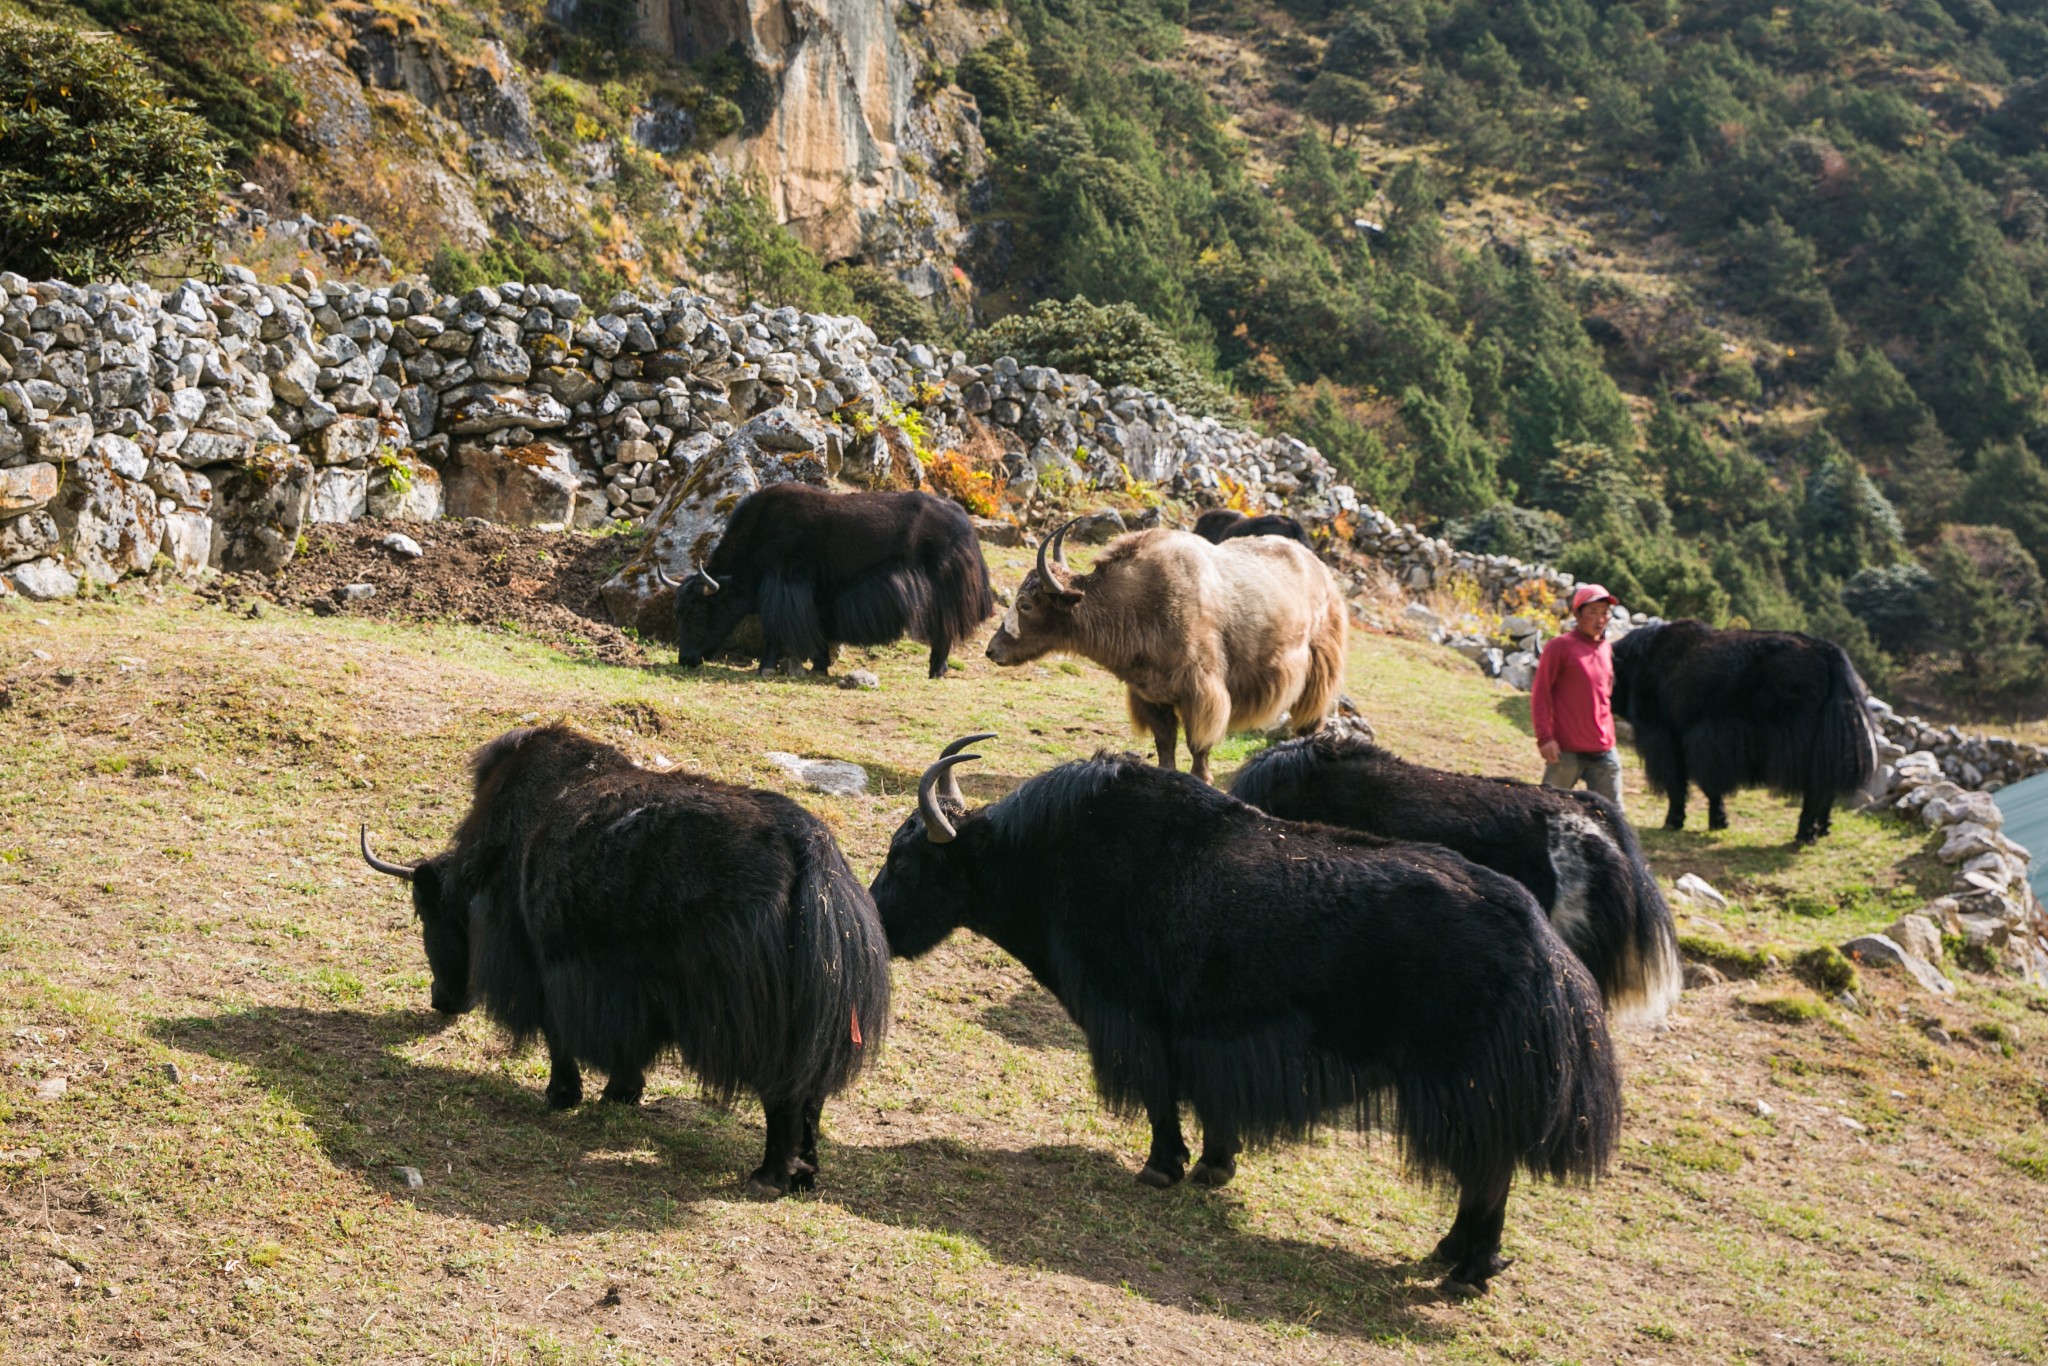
(366, 452, 444, 521)
(441, 440, 580, 526)
(599, 407, 833, 637)
(440, 387, 570, 435)
(160, 509, 212, 579)
(309, 467, 369, 523)
(3, 556, 79, 600)
(207, 451, 317, 573)
(47, 441, 164, 585)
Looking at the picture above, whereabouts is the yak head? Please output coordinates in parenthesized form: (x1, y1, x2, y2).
(869, 734, 995, 959)
(360, 828, 472, 1015)
(654, 563, 752, 668)
(985, 519, 1084, 666)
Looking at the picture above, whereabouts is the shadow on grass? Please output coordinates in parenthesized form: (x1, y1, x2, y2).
(977, 985, 1086, 1051)
(155, 1005, 1457, 1338)
(1493, 695, 1534, 738)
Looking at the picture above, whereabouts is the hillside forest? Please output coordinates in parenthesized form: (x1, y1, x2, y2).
(3, 0, 2048, 713)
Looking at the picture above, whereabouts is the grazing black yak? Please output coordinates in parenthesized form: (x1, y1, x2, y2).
(1191, 508, 1314, 547)
(1610, 619, 1881, 843)
(1229, 733, 1681, 1024)
(657, 483, 994, 678)
(360, 724, 891, 1195)
(869, 738, 1621, 1297)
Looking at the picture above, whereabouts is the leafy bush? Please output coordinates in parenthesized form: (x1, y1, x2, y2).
(691, 177, 852, 313)
(968, 297, 1235, 417)
(0, 15, 227, 280)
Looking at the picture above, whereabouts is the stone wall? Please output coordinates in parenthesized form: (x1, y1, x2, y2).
(0, 270, 1341, 604)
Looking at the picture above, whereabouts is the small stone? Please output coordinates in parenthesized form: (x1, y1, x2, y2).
(397, 1166, 424, 1189)
(1672, 873, 1730, 910)
(162, 1062, 183, 1085)
(382, 532, 424, 559)
(763, 752, 867, 797)
(337, 583, 377, 603)
(35, 1076, 66, 1101)
(1925, 1026, 1952, 1045)
(1841, 934, 1956, 996)
(838, 669, 880, 691)
(1837, 1115, 1868, 1134)
(1682, 961, 1725, 990)
(1753, 1099, 1775, 1118)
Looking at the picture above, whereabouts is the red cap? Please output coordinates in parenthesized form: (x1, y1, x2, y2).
(1569, 584, 1618, 612)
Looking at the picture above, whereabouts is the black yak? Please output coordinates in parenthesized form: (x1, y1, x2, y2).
(1610, 619, 1881, 843)
(987, 519, 1347, 784)
(870, 738, 1621, 1296)
(1229, 733, 1681, 1024)
(359, 724, 891, 1195)
(656, 483, 994, 678)
(1191, 508, 1314, 547)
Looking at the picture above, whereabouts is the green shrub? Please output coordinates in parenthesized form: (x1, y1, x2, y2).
(968, 297, 1234, 417)
(691, 176, 852, 313)
(1792, 946, 1858, 996)
(0, 15, 227, 280)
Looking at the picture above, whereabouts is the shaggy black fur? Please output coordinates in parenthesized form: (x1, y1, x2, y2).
(1191, 508, 1313, 547)
(673, 484, 994, 677)
(1228, 733, 1681, 1025)
(1611, 620, 1881, 843)
(871, 748, 1621, 1296)
(370, 725, 891, 1195)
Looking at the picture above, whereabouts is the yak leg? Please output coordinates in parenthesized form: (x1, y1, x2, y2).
(1795, 781, 1832, 845)
(600, 1054, 649, 1105)
(927, 637, 951, 679)
(1189, 1115, 1241, 1188)
(1706, 792, 1730, 831)
(1434, 1165, 1515, 1297)
(747, 1099, 815, 1197)
(1182, 679, 1232, 786)
(543, 1035, 583, 1111)
(1137, 1106, 1191, 1189)
(1131, 693, 1180, 774)
(1663, 783, 1688, 831)
(795, 1096, 826, 1186)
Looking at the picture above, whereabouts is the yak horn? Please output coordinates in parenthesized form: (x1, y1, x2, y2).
(699, 568, 720, 595)
(917, 752, 981, 844)
(1049, 516, 1080, 569)
(650, 562, 679, 589)
(360, 825, 415, 881)
(937, 732, 997, 803)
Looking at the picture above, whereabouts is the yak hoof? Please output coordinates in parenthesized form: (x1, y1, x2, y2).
(1662, 817, 1685, 831)
(1441, 1253, 1513, 1299)
(600, 1085, 643, 1106)
(1189, 1157, 1236, 1188)
(1135, 1162, 1184, 1189)
(744, 1175, 788, 1200)
(545, 1081, 583, 1111)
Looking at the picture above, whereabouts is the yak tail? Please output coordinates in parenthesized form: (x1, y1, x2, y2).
(759, 567, 829, 664)
(1816, 639, 1881, 796)
(923, 534, 996, 655)
(1292, 596, 1349, 732)
(769, 826, 892, 1106)
(1553, 794, 1682, 1026)
(1398, 918, 1622, 1190)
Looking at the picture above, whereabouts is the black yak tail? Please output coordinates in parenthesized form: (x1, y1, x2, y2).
(768, 825, 892, 1105)
(1396, 919, 1622, 1190)
(922, 534, 995, 654)
(1554, 792, 1682, 1025)
(1815, 638, 1880, 796)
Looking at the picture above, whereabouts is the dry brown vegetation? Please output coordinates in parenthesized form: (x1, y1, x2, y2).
(3, 540, 2046, 1363)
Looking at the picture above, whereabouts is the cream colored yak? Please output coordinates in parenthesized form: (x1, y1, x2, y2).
(986, 519, 1348, 783)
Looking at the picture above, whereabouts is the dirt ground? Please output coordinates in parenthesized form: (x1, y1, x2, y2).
(243, 519, 650, 667)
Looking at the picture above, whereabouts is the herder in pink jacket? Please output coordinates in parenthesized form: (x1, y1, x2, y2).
(1532, 584, 1624, 813)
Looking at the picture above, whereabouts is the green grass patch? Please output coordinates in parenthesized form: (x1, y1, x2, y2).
(1746, 989, 1834, 1024)
(1679, 935, 1773, 978)
(1792, 945, 1858, 996)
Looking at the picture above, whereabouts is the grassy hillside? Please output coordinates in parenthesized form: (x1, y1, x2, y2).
(4, 554, 2046, 1363)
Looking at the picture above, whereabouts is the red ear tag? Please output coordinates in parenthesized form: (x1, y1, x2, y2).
(850, 1008, 863, 1047)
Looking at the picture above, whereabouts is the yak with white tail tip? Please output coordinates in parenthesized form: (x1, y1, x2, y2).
(986, 520, 1347, 783)
(1229, 732, 1682, 1025)
(869, 736, 1622, 1297)
(360, 724, 892, 1195)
